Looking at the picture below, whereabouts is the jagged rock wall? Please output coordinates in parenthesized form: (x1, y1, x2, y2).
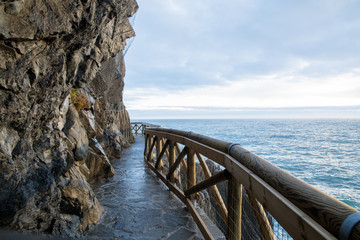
(0, 0, 137, 237)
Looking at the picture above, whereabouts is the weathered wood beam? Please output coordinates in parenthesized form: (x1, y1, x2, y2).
(166, 146, 188, 180)
(146, 136, 156, 162)
(175, 143, 188, 172)
(227, 177, 242, 240)
(187, 148, 196, 200)
(155, 137, 161, 166)
(246, 189, 276, 240)
(144, 134, 149, 157)
(184, 169, 231, 197)
(141, 124, 145, 135)
(168, 140, 176, 182)
(197, 152, 228, 225)
(223, 154, 336, 240)
(155, 140, 169, 169)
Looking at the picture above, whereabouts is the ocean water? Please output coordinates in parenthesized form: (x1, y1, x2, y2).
(135, 119, 360, 210)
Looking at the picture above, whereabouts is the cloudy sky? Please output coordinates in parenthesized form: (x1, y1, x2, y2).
(124, 0, 360, 119)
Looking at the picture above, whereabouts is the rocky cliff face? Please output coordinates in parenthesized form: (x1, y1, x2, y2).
(0, 0, 137, 237)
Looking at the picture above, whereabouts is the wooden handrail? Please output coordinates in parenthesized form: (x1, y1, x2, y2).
(131, 122, 161, 135)
(142, 126, 359, 240)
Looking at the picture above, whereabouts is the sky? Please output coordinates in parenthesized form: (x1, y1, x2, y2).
(124, 0, 360, 119)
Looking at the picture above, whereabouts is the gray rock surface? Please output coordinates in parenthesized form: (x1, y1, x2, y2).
(0, 0, 137, 237)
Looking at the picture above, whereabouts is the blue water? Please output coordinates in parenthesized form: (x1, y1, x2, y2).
(135, 119, 360, 210)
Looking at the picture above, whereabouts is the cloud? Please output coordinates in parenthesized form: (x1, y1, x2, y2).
(124, 0, 360, 118)
(129, 106, 360, 120)
(125, 70, 360, 109)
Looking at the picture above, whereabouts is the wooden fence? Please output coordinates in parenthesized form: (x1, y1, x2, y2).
(131, 122, 161, 135)
(143, 126, 360, 240)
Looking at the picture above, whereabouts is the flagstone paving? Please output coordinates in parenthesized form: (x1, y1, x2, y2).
(85, 136, 202, 240)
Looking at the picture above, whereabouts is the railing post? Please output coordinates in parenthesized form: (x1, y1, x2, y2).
(148, 134, 151, 153)
(156, 137, 162, 169)
(176, 143, 188, 173)
(228, 177, 242, 240)
(187, 148, 196, 200)
(146, 135, 156, 162)
(144, 133, 149, 157)
(168, 140, 176, 182)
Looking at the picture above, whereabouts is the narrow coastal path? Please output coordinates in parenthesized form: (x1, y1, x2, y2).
(85, 136, 202, 240)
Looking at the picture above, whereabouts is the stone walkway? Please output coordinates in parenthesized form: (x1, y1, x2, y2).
(85, 136, 202, 240)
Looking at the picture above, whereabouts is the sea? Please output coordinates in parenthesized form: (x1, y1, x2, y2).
(134, 119, 360, 210)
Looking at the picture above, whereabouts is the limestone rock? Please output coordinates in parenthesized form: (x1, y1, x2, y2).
(63, 106, 89, 162)
(60, 165, 104, 232)
(0, 126, 19, 156)
(0, 0, 138, 237)
(79, 110, 96, 139)
(85, 148, 114, 183)
(54, 96, 70, 132)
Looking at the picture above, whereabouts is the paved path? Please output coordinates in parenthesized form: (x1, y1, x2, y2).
(85, 136, 202, 240)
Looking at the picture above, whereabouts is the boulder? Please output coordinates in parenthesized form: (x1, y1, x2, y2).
(60, 165, 104, 232)
(85, 148, 114, 183)
(62, 106, 89, 162)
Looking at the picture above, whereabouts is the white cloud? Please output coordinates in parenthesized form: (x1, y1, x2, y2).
(124, 0, 360, 118)
(125, 70, 360, 110)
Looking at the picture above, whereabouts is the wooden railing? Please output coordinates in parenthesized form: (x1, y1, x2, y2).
(143, 126, 360, 240)
(131, 122, 161, 135)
